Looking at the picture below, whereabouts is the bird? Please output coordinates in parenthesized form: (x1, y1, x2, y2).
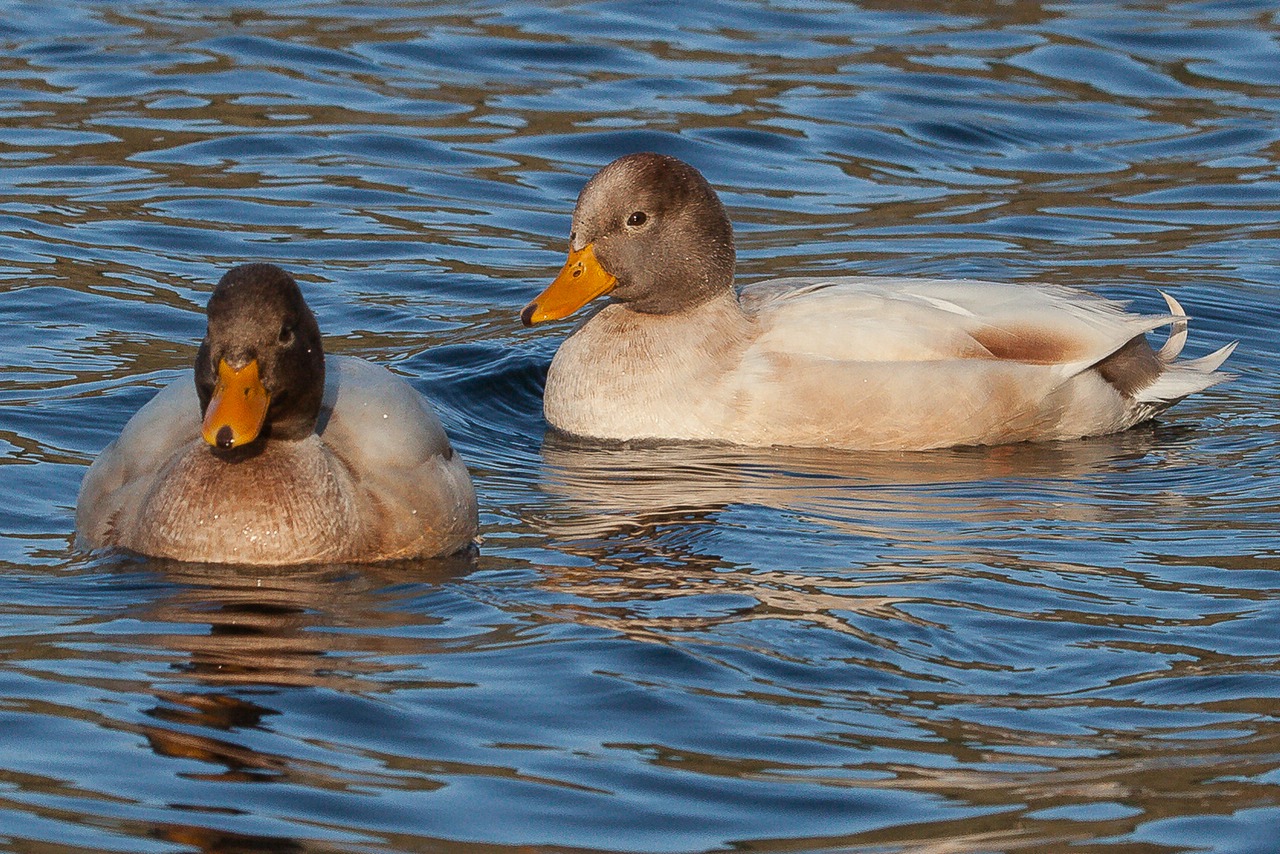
(520, 152, 1235, 451)
(77, 263, 478, 564)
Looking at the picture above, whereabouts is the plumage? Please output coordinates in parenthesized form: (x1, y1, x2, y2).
(522, 153, 1235, 450)
(77, 263, 477, 564)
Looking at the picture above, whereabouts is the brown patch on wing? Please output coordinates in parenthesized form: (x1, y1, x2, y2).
(1093, 335, 1162, 398)
(969, 326, 1086, 364)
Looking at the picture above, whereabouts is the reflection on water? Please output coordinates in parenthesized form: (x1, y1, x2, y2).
(1, 0, 1279, 851)
(143, 557, 478, 691)
(534, 426, 1191, 540)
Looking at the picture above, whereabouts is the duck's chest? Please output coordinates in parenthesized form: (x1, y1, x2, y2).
(132, 437, 368, 564)
(542, 303, 752, 442)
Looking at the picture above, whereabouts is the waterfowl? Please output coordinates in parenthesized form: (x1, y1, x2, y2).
(77, 263, 478, 564)
(521, 153, 1235, 450)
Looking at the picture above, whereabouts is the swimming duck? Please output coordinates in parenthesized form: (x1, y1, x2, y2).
(77, 263, 478, 564)
(521, 153, 1235, 450)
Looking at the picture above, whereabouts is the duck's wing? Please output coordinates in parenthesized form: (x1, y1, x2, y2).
(319, 356, 477, 557)
(76, 376, 202, 548)
(729, 277, 1232, 449)
(743, 276, 1175, 373)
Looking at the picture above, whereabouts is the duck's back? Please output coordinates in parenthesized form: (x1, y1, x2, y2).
(743, 277, 1167, 365)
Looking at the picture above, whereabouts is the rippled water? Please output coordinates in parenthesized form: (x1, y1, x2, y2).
(2, 1, 1278, 851)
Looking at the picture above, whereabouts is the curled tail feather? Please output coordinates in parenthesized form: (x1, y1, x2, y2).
(1177, 340, 1237, 373)
(1156, 290, 1188, 362)
(1137, 292, 1236, 405)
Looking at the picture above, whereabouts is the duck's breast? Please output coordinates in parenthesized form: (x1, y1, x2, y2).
(542, 297, 755, 442)
(128, 434, 371, 565)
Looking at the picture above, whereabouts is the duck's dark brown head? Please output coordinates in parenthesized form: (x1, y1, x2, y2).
(195, 263, 325, 450)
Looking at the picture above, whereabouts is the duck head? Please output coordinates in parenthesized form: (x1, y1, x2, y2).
(195, 263, 325, 450)
(522, 153, 736, 325)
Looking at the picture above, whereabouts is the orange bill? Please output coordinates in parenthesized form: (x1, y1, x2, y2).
(521, 243, 617, 326)
(202, 359, 270, 449)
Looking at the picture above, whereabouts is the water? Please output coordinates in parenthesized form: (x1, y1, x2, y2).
(1, 1, 1278, 851)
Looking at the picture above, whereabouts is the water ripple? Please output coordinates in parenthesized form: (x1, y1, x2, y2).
(0, 1, 1278, 852)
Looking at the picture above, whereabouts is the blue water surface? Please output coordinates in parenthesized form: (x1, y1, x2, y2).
(1, 1, 1278, 852)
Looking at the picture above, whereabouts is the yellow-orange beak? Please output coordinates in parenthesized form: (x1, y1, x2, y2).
(202, 359, 270, 449)
(521, 243, 617, 326)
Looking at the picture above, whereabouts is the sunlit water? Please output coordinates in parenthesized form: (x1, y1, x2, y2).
(2, 2, 1278, 852)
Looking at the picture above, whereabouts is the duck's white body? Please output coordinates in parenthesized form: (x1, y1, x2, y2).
(77, 356, 477, 564)
(544, 277, 1234, 450)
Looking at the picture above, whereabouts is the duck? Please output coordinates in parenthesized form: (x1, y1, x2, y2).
(521, 152, 1236, 450)
(77, 263, 478, 564)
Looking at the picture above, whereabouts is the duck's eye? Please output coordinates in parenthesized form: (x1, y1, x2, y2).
(626, 211, 647, 227)
(278, 324, 295, 346)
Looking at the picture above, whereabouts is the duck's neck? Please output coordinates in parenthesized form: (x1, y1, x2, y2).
(598, 288, 752, 354)
(544, 290, 755, 441)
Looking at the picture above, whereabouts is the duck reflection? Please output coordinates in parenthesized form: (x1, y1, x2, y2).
(140, 555, 476, 691)
(523, 425, 1206, 651)
(95, 553, 474, 828)
(532, 424, 1194, 544)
